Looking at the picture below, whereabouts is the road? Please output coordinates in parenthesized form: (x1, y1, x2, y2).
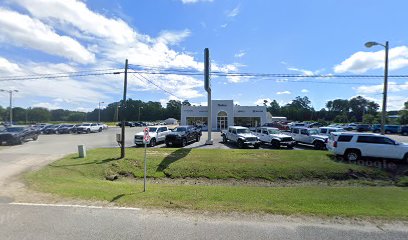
(0, 203, 407, 240)
(0, 127, 407, 240)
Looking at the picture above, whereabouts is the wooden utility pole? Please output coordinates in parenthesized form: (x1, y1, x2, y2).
(120, 59, 128, 158)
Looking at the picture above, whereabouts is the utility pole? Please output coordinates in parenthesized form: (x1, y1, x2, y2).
(120, 59, 128, 158)
(0, 89, 18, 125)
(98, 101, 104, 122)
(381, 41, 389, 135)
(204, 48, 213, 145)
(138, 106, 143, 122)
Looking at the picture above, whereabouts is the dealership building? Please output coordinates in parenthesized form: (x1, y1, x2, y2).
(180, 100, 277, 130)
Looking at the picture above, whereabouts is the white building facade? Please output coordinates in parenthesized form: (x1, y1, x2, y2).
(181, 100, 273, 130)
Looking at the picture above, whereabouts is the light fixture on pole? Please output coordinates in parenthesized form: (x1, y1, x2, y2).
(98, 101, 104, 122)
(365, 41, 389, 135)
(138, 106, 143, 122)
(0, 89, 19, 125)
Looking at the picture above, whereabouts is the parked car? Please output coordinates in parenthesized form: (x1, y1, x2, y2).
(165, 125, 201, 147)
(43, 124, 61, 134)
(289, 127, 328, 150)
(327, 132, 408, 162)
(57, 124, 76, 134)
(117, 121, 135, 127)
(401, 125, 408, 136)
(318, 127, 345, 136)
(356, 124, 371, 132)
(371, 124, 400, 134)
(134, 126, 171, 147)
(262, 122, 289, 131)
(76, 123, 101, 133)
(221, 126, 261, 149)
(0, 127, 39, 145)
(253, 127, 295, 149)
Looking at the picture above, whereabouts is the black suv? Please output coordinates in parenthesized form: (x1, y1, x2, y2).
(165, 125, 201, 147)
(0, 127, 39, 145)
(356, 124, 371, 132)
(401, 125, 408, 136)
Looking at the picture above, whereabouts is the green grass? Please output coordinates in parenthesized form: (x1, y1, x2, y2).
(37, 148, 388, 181)
(25, 148, 408, 218)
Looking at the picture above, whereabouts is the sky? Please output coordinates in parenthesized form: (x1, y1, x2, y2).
(0, 0, 407, 112)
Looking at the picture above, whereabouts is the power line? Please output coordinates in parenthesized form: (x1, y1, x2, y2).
(0, 68, 122, 79)
(0, 71, 122, 82)
(128, 69, 182, 99)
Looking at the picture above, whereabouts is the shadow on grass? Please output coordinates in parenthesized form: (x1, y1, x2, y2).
(50, 157, 120, 168)
(156, 148, 191, 172)
(110, 192, 139, 203)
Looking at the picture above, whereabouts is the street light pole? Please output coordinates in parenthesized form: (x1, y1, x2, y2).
(365, 41, 389, 135)
(138, 106, 143, 122)
(0, 89, 18, 125)
(98, 101, 104, 122)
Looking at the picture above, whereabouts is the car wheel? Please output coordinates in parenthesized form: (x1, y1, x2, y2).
(196, 135, 200, 142)
(99, 128, 102, 132)
(32, 135, 38, 141)
(222, 135, 227, 143)
(345, 150, 360, 161)
(237, 139, 244, 149)
(374, 130, 380, 133)
(314, 141, 324, 150)
(254, 144, 260, 149)
(181, 138, 187, 147)
(402, 131, 408, 136)
(150, 138, 156, 147)
(87, 129, 90, 134)
(271, 140, 280, 149)
(385, 130, 391, 134)
(404, 153, 408, 164)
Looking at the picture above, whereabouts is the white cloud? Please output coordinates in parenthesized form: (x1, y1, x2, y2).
(157, 29, 191, 45)
(32, 102, 61, 110)
(276, 91, 291, 95)
(181, 0, 213, 4)
(12, 0, 137, 44)
(287, 67, 314, 76)
(355, 82, 408, 94)
(234, 50, 246, 58)
(226, 5, 240, 18)
(334, 46, 408, 73)
(254, 98, 272, 106)
(301, 89, 309, 93)
(0, 8, 95, 63)
(0, 57, 22, 73)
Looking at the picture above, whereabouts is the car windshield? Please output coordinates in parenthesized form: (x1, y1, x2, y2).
(66, 125, 74, 127)
(6, 127, 25, 132)
(149, 127, 158, 132)
(308, 129, 319, 135)
(173, 127, 186, 132)
(268, 129, 280, 134)
(237, 128, 250, 134)
(82, 124, 90, 126)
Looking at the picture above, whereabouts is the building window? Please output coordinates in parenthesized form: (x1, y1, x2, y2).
(234, 117, 260, 128)
(217, 111, 228, 130)
(186, 117, 208, 127)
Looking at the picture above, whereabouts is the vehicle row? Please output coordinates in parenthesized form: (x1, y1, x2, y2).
(117, 121, 168, 128)
(134, 125, 202, 147)
(33, 123, 108, 134)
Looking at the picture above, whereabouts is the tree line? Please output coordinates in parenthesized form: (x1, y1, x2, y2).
(265, 95, 408, 124)
(0, 99, 182, 123)
(0, 96, 407, 124)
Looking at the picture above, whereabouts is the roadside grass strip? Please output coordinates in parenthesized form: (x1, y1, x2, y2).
(25, 148, 408, 218)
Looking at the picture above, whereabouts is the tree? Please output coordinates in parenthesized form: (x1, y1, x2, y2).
(166, 100, 181, 119)
(349, 96, 379, 122)
(182, 100, 191, 106)
(400, 101, 408, 124)
(267, 100, 280, 116)
(29, 107, 51, 122)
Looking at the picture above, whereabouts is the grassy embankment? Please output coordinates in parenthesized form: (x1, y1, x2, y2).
(26, 148, 408, 218)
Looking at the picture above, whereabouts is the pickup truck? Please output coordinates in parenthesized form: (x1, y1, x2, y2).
(221, 126, 261, 149)
(289, 127, 328, 150)
(134, 126, 171, 147)
(253, 127, 295, 149)
(76, 123, 102, 133)
(165, 125, 201, 147)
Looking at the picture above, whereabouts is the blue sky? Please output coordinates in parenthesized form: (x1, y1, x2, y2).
(0, 0, 407, 112)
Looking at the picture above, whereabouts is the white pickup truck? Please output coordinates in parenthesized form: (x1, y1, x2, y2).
(134, 126, 171, 147)
(221, 126, 261, 149)
(76, 123, 102, 134)
(289, 127, 328, 150)
(253, 127, 295, 149)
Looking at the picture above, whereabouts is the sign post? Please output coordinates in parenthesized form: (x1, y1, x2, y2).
(142, 127, 150, 192)
(204, 48, 213, 145)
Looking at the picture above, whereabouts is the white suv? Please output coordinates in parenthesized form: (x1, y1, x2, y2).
(327, 132, 408, 162)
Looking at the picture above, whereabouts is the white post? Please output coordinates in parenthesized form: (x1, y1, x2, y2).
(143, 142, 147, 192)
